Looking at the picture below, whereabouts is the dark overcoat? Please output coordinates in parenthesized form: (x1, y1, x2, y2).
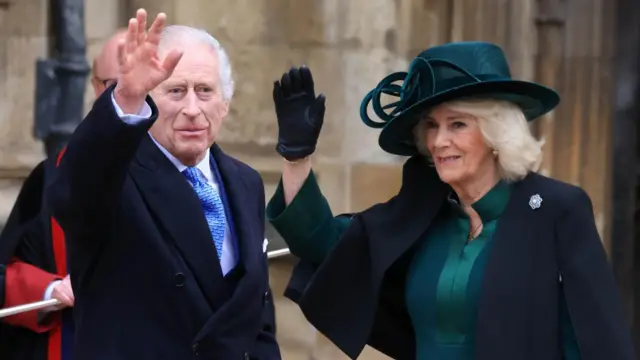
(46, 88, 280, 360)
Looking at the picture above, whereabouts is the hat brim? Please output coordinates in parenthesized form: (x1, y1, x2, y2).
(377, 80, 560, 156)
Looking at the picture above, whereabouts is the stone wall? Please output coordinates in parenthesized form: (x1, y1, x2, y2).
(0, 0, 49, 221)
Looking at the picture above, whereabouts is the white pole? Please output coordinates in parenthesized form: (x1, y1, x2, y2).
(0, 298, 60, 319)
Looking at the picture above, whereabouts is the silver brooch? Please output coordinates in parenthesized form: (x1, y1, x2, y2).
(529, 194, 543, 210)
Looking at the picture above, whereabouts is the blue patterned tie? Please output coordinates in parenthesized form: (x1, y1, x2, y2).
(183, 167, 227, 260)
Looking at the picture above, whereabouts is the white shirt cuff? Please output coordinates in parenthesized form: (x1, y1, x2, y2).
(43, 280, 62, 300)
(110, 92, 153, 124)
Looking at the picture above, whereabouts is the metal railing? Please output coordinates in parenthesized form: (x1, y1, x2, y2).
(0, 247, 291, 319)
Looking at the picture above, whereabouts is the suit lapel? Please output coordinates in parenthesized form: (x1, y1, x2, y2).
(192, 146, 264, 340)
(130, 135, 223, 307)
(211, 145, 260, 276)
(475, 175, 542, 357)
(482, 176, 540, 284)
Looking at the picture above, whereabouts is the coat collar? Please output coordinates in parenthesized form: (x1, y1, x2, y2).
(209, 144, 263, 280)
(362, 154, 539, 284)
(447, 180, 511, 222)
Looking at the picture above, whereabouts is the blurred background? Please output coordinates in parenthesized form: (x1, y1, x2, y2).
(1, 0, 639, 358)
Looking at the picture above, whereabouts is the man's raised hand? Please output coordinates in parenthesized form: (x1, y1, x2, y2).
(113, 9, 183, 113)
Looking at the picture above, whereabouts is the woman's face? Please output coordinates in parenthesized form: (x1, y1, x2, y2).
(420, 104, 496, 187)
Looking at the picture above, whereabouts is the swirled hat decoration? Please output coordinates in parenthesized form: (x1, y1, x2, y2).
(359, 41, 560, 156)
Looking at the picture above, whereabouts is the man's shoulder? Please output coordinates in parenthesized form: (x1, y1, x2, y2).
(216, 150, 263, 187)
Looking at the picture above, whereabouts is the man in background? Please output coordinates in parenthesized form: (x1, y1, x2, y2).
(0, 29, 126, 360)
(90, 29, 126, 97)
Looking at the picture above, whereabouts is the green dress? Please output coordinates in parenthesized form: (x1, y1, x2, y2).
(267, 172, 581, 360)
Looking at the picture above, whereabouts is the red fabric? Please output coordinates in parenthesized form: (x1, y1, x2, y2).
(47, 325, 62, 360)
(2, 259, 61, 332)
(50, 218, 66, 276)
(48, 150, 67, 360)
(47, 217, 67, 360)
(55, 146, 66, 167)
(2, 149, 69, 359)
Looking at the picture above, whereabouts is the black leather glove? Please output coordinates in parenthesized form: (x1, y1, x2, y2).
(272, 66, 326, 161)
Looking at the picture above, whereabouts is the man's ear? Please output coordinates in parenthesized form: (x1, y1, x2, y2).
(90, 78, 103, 98)
(219, 100, 230, 119)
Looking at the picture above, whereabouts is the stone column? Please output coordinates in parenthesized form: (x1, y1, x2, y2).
(0, 0, 49, 225)
(0, 0, 130, 226)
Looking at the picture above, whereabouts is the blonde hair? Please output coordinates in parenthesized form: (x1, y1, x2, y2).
(413, 99, 544, 182)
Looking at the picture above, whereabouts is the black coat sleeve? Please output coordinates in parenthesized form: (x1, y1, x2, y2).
(47, 87, 157, 241)
(367, 255, 416, 360)
(556, 188, 636, 360)
(46, 87, 157, 276)
(284, 213, 415, 360)
(285, 243, 415, 360)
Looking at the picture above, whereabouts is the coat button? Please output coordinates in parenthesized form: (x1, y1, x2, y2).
(192, 342, 199, 355)
(174, 273, 185, 287)
(263, 291, 269, 304)
(243, 352, 250, 360)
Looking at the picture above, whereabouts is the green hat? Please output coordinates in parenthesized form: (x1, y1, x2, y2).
(359, 41, 560, 156)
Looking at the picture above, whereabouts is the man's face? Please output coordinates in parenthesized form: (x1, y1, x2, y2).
(91, 33, 124, 97)
(148, 42, 229, 166)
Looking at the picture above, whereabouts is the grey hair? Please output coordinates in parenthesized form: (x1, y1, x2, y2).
(158, 25, 235, 101)
(413, 99, 544, 182)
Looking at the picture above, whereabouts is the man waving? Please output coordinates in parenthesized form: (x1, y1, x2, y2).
(47, 9, 280, 360)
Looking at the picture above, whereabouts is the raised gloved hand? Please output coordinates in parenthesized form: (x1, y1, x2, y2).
(272, 66, 326, 161)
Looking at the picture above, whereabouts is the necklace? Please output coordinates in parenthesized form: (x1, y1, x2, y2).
(467, 223, 482, 241)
